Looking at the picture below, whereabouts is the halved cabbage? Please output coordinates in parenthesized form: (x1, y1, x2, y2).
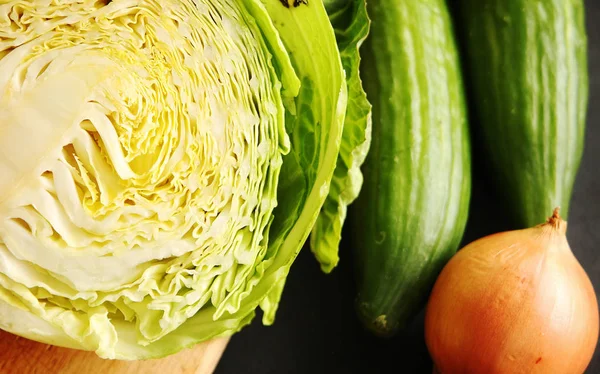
(0, 0, 370, 359)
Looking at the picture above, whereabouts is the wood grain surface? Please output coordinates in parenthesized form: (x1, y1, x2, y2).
(0, 330, 230, 374)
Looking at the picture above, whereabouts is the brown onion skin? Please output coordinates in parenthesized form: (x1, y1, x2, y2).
(424, 218, 599, 374)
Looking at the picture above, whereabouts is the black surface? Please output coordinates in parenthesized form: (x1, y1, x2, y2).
(215, 2, 600, 373)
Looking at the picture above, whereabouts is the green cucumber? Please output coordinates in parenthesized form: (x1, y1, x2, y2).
(455, 0, 588, 227)
(349, 0, 471, 336)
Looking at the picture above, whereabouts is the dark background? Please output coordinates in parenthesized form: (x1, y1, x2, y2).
(215, 2, 600, 373)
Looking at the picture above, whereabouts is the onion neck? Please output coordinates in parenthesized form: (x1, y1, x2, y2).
(535, 207, 570, 256)
(544, 207, 567, 236)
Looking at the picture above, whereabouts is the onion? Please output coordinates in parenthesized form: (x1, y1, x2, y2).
(424, 208, 599, 374)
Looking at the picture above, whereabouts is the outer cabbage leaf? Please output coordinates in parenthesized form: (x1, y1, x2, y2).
(255, 0, 349, 325)
(310, 0, 372, 272)
(0, 0, 348, 360)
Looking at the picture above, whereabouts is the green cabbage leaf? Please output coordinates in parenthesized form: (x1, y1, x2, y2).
(311, 0, 372, 273)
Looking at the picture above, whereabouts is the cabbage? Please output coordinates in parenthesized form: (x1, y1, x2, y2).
(0, 0, 370, 359)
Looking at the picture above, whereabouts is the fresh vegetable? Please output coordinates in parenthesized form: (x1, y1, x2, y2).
(0, 0, 370, 360)
(455, 0, 588, 227)
(425, 209, 599, 374)
(311, 0, 372, 273)
(349, 0, 471, 336)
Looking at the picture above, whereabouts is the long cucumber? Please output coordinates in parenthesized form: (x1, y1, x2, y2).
(349, 0, 472, 335)
(455, 0, 588, 227)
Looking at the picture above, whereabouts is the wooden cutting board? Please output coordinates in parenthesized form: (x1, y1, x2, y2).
(0, 330, 229, 374)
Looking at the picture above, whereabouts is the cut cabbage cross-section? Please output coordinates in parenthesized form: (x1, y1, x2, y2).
(0, 0, 371, 360)
(0, 0, 291, 357)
